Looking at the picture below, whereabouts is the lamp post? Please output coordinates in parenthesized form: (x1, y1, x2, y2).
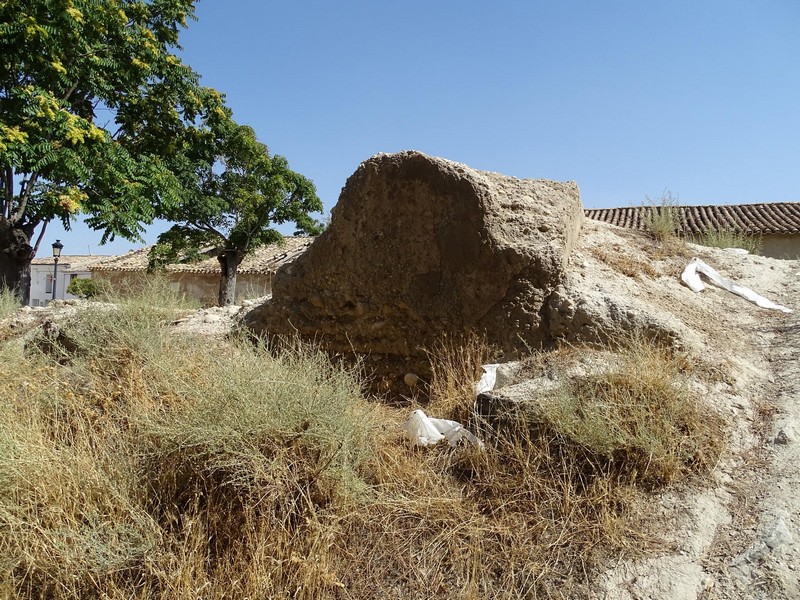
(51, 240, 63, 301)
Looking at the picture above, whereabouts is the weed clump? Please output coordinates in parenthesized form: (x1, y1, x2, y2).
(644, 190, 683, 242)
(0, 287, 20, 321)
(540, 337, 725, 487)
(425, 332, 491, 423)
(691, 228, 762, 254)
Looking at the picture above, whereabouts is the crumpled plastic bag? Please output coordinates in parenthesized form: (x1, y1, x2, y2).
(475, 363, 501, 394)
(403, 409, 484, 449)
(681, 257, 792, 313)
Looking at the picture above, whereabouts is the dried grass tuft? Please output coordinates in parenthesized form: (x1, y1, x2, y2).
(590, 245, 659, 279)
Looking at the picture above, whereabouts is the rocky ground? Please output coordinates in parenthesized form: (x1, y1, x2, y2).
(3, 220, 798, 599)
(148, 228, 800, 599)
(570, 222, 800, 600)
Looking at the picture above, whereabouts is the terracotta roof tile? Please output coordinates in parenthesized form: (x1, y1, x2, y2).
(31, 255, 113, 271)
(585, 202, 800, 235)
(90, 237, 314, 274)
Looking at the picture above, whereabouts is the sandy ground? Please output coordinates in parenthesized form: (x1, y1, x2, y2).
(570, 222, 800, 600)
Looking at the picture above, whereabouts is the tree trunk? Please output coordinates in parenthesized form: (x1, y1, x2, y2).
(218, 250, 243, 306)
(0, 220, 34, 305)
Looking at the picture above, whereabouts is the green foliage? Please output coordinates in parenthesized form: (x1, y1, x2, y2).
(0, 0, 233, 278)
(65, 277, 110, 299)
(152, 122, 324, 303)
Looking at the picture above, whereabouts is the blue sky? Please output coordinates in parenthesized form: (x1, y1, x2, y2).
(48, 0, 800, 256)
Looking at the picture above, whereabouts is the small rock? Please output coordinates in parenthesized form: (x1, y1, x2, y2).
(774, 430, 790, 445)
(403, 373, 420, 388)
(764, 518, 793, 550)
(494, 362, 520, 390)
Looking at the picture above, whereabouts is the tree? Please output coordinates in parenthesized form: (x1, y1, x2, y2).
(0, 0, 229, 303)
(151, 122, 323, 305)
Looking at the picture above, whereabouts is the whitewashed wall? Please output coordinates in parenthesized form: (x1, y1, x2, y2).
(29, 263, 90, 306)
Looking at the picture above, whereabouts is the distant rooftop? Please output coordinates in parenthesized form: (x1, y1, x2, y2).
(90, 236, 314, 274)
(585, 202, 800, 235)
(31, 254, 112, 271)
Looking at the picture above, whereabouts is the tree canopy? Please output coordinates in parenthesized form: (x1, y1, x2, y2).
(0, 0, 230, 299)
(151, 122, 323, 305)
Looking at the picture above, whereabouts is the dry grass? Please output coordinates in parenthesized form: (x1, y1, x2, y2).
(0, 283, 375, 599)
(643, 191, 682, 242)
(0, 287, 20, 321)
(0, 288, 726, 599)
(590, 245, 659, 279)
(425, 332, 491, 423)
(641, 192, 693, 260)
(540, 336, 725, 487)
(691, 228, 763, 255)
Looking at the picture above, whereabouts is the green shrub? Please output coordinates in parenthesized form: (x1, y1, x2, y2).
(66, 277, 112, 299)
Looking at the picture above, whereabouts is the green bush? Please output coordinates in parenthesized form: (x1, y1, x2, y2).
(66, 277, 111, 300)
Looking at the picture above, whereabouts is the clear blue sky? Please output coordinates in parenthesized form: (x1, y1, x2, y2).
(48, 0, 800, 256)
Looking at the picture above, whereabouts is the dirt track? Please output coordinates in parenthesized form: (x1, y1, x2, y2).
(583, 228, 800, 599)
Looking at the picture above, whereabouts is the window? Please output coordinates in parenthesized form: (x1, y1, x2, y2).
(45, 274, 53, 294)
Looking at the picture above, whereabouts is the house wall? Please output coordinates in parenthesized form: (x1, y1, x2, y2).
(93, 271, 273, 306)
(761, 234, 800, 260)
(173, 273, 273, 305)
(29, 264, 88, 306)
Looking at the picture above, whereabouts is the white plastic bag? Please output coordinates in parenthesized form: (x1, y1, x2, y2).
(403, 409, 484, 448)
(681, 257, 792, 313)
(475, 363, 501, 394)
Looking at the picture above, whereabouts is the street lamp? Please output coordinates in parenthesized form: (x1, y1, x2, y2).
(51, 240, 63, 301)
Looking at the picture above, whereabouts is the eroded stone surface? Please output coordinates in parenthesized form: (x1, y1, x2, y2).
(245, 151, 583, 382)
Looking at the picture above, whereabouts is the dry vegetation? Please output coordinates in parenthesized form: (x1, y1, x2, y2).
(0, 284, 726, 599)
(589, 245, 659, 279)
(643, 191, 763, 257)
(0, 288, 20, 321)
(691, 228, 763, 254)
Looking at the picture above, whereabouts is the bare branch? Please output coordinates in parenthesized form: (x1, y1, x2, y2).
(2, 166, 13, 219)
(61, 81, 78, 103)
(189, 219, 226, 242)
(12, 172, 39, 224)
(31, 220, 48, 258)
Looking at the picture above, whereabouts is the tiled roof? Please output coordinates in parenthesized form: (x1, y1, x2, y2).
(90, 237, 315, 274)
(584, 202, 800, 235)
(31, 254, 113, 271)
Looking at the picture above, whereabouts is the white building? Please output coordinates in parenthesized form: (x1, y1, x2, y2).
(29, 255, 110, 307)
